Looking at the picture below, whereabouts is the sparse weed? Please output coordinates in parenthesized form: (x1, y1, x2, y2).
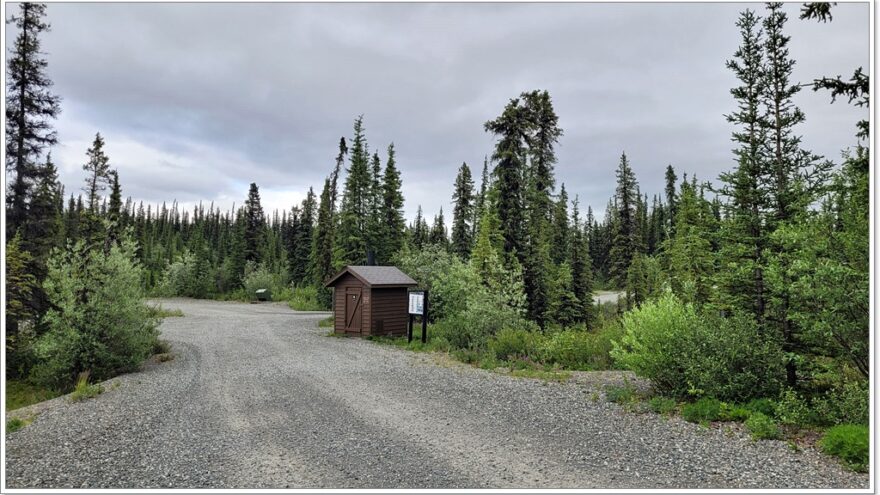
(69, 372, 104, 403)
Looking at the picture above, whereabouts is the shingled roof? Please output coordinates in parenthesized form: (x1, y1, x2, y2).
(324, 265, 418, 288)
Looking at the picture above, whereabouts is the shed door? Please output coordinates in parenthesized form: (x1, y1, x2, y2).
(345, 287, 363, 333)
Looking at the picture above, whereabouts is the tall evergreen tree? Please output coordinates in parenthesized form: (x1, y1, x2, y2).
(450, 162, 475, 259)
(337, 116, 371, 265)
(243, 183, 265, 264)
(290, 188, 316, 285)
(6, 2, 61, 237)
(569, 196, 595, 327)
(429, 207, 449, 249)
(609, 152, 640, 306)
(551, 184, 570, 265)
(381, 143, 406, 263)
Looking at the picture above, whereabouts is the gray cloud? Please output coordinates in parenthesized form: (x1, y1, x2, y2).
(9, 2, 869, 220)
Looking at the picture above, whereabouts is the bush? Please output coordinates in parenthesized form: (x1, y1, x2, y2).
(682, 398, 723, 423)
(610, 294, 783, 402)
(744, 398, 777, 417)
(746, 412, 780, 440)
(30, 239, 160, 390)
(813, 380, 869, 426)
(489, 328, 544, 361)
(242, 262, 288, 301)
(821, 424, 869, 472)
(539, 324, 623, 371)
(154, 250, 213, 298)
(720, 403, 752, 422)
(775, 388, 815, 426)
(289, 285, 327, 311)
(433, 295, 537, 351)
(649, 397, 677, 415)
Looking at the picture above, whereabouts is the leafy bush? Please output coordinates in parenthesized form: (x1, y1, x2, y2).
(649, 397, 677, 415)
(610, 294, 783, 402)
(242, 262, 288, 301)
(433, 294, 537, 351)
(539, 324, 623, 371)
(682, 398, 723, 423)
(154, 250, 213, 298)
(489, 328, 543, 361)
(820, 424, 869, 472)
(719, 403, 752, 422)
(31, 239, 159, 390)
(775, 388, 815, 426)
(813, 380, 869, 426)
(746, 412, 780, 440)
(744, 398, 777, 417)
(289, 285, 327, 311)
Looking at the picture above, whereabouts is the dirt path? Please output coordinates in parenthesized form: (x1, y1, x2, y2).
(4, 298, 868, 489)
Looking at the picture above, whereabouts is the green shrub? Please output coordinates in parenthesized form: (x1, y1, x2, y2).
(539, 324, 623, 371)
(649, 396, 677, 415)
(813, 380, 869, 426)
(242, 262, 288, 301)
(775, 388, 815, 426)
(610, 294, 783, 402)
(746, 412, 780, 440)
(154, 250, 213, 298)
(31, 239, 159, 390)
(682, 397, 723, 423)
(820, 424, 869, 472)
(720, 403, 752, 422)
(489, 328, 543, 361)
(744, 398, 777, 417)
(289, 285, 327, 311)
(434, 296, 536, 351)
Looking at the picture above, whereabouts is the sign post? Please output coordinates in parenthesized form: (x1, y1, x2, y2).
(407, 290, 428, 343)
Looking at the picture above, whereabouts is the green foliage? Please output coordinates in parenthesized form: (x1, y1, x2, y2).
(5, 233, 38, 377)
(774, 388, 814, 426)
(744, 398, 777, 417)
(489, 328, 542, 361)
(611, 294, 783, 402)
(812, 379, 869, 426)
(154, 250, 213, 298)
(433, 298, 536, 351)
(682, 398, 723, 423)
(745, 412, 781, 440)
(539, 325, 622, 371)
(649, 397, 677, 415)
(289, 285, 328, 311)
(147, 305, 184, 318)
(720, 403, 752, 422)
(820, 424, 869, 472)
(30, 238, 159, 390)
(69, 372, 104, 402)
(5, 380, 60, 411)
(605, 383, 638, 405)
(6, 418, 28, 433)
(318, 316, 334, 328)
(241, 262, 288, 301)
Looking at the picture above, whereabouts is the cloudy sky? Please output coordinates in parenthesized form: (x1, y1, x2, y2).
(8, 2, 869, 221)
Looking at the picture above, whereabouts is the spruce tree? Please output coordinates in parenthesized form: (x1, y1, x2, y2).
(6, 3, 61, 237)
(81, 133, 112, 245)
(570, 196, 595, 327)
(551, 184, 570, 265)
(243, 183, 265, 264)
(472, 157, 489, 241)
(450, 162, 475, 259)
(381, 143, 406, 263)
(290, 188, 316, 285)
(429, 207, 448, 250)
(484, 98, 528, 256)
(337, 116, 371, 265)
(609, 152, 640, 306)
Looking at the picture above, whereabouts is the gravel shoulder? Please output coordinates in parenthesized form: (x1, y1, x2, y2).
(4, 298, 869, 489)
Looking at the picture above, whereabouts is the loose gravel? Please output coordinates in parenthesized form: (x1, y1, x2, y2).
(4, 298, 869, 489)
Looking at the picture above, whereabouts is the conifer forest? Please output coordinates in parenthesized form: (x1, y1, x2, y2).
(4, 2, 871, 476)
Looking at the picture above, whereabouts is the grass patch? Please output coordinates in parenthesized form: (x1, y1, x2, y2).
(153, 339, 172, 355)
(745, 412, 781, 440)
(508, 368, 571, 382)
(155, 353, 175, 363)
(288, 286, 327, 311)
(649, 396, 677, 415)
(682, 398, 723, 423)
(147, 305, 184, 318)
(605, 383, 638, 404)
(6, 417, 31, 433)
(820, 424, 869, 472)
(5, 380, 60, 411)
(318, 316, 334, 328)
(69, 372, 104, 403)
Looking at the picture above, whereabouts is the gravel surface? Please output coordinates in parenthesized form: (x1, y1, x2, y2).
(5, 298, 869, 489)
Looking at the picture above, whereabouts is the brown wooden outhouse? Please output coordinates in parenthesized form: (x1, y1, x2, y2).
(324, 266, 418, 337)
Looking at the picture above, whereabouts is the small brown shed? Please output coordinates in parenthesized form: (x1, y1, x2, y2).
(324, 266, 418, 337)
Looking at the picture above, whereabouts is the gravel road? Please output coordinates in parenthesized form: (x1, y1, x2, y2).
(5, 298, 869, 489)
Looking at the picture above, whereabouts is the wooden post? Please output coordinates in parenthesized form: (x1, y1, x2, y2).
(408, 313, 414, 343)
(421, 289, 428, 343)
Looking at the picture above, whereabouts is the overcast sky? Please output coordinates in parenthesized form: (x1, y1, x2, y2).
(7, 2, 869, 222)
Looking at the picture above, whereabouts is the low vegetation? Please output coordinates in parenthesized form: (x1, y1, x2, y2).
(5, 380, 60, 411)
(147, 305, 184, 318)
(69, 372, 104, 402)
(6, 417, 30, 433)
(820, 425, 869, 472)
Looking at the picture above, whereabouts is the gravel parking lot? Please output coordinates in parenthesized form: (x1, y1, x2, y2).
(4, 298, 869, 489)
